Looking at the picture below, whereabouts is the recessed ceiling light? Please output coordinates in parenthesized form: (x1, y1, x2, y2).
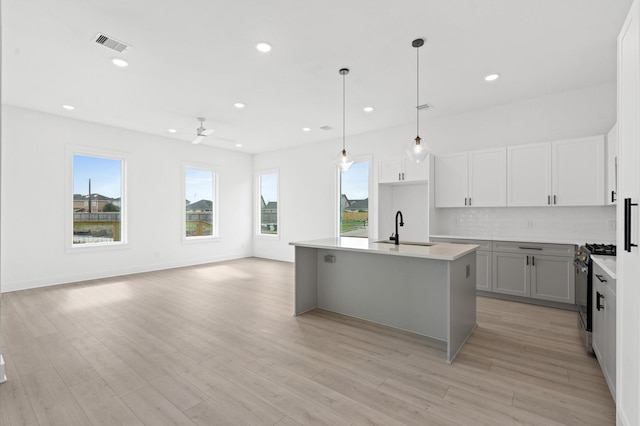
(234, 102, 245, 109)
(112, 58, 129, 67)
(363, 106, 374, 112)
(168, 129, 176, 133)
(236, 143, 243, 147)
(302, 127, 311, 132)
(256, 42, 272, 53)
(484, 73, 500, 82)
(62, 104, 75, 111)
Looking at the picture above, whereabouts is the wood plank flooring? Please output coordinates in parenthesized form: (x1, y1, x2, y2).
(0, 257, 614, 425)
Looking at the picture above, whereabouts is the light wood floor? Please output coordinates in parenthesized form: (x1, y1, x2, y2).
(1, 257, 614, 425)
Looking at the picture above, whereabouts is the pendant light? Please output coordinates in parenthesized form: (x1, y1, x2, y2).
(335, 68, 354, 171)
(406, 38, 430, 163)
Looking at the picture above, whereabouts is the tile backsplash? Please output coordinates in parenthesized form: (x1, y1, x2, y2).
(433, 206, 616, 243)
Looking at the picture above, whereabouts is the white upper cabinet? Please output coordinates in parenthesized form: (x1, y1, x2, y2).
(434, 152, 468, 207)
(469, 148, 507, 207)
(379, 157, 427, 184)
(606, 124, 618, 205)
(507, 136, 605, 207)
(552, 136, 605, 206)
(507, 143, 552, 206)
(435, 148, 506, 208)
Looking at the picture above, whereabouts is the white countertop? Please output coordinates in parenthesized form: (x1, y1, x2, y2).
(592, 255, 617, 279)
(430, 234, 589, 246)
(290, 237, 478, 261)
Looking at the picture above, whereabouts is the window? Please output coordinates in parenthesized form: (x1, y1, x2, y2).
(185, 166, 216, 238)
(258, 170, 279, 236)
(339, 161, 369, 238)
(72, 154, 124, 245)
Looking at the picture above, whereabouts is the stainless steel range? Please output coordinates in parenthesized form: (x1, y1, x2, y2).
(575, 243, 616, 353)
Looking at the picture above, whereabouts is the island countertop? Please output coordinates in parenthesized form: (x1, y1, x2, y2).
(289, 237, 478, 261)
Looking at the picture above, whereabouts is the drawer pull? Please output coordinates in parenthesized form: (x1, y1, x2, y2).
(595, 274, 607, 283)
(518, 246, 543, 250)
(596, 291, 605, 311)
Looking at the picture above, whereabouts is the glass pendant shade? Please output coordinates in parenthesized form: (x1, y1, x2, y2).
(406, 135, 429, 163)
(336, 149, 354, 171)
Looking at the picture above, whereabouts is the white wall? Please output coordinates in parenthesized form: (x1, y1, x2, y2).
(1, 106, 253, 292)
(0, 81, 619, 288)
(253, 82, 617, 262)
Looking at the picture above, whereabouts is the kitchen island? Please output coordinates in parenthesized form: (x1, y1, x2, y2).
(289, 238, 478, 363)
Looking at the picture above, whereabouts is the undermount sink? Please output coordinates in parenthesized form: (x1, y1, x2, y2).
(373, 240, 435, 247)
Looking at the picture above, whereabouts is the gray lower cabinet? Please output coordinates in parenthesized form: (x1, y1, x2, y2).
(430, 238, 491, 291)
(430, 238, 575, 304)
(491, 241, 575, 304)
(492, 251, 530, 296)
(530, 254, 575, 303)
(592, 262, 616, 401)
(475, 250, 492, 292)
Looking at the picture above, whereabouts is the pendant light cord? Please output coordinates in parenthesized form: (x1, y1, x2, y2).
(416, 44, 420, 137)
(342, 72, 346, 151)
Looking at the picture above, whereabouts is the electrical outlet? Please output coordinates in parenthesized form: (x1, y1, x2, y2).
(527, 220, 534, 229)
(608, 220, 616, 231)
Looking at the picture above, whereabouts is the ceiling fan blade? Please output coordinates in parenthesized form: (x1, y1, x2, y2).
(191, 135, 205, 144)
(202, 129, 215, 136)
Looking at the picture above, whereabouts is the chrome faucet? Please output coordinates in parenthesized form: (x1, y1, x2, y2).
(390, 210, 404, 245)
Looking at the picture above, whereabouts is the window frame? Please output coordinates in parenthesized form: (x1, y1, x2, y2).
(66, 146, 128, 252)
(255, 168, 280, 240)
(182, 162, 219, 242)
(335, 155, 373, 239)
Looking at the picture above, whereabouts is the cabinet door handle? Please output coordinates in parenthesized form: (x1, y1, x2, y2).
(624, 198, 638, 252)
(596, 291, 605, 311)
(595, 274, 607, 283)
(612, 190, 616, 203)
(548, 195, 551, 205)
(468, 197, 471, 206)
(398, 173, 401, 181)
(464, 198, 467, 206)
(532, 256, 535, 266)
(402, 172, 405, 180)
(526, 255, 529, 266)
(554, 195, 557, 205)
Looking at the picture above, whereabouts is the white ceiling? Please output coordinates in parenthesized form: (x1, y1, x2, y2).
(2, 0, 632, 154)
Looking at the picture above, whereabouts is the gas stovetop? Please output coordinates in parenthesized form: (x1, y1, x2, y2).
(584, 243, 616, 256)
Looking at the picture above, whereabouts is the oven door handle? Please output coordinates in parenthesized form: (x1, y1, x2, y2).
(573, 259, 588, 272)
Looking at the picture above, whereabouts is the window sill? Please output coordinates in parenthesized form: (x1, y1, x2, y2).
(256, 233, 280, 241)
(65, 241, 130, 254)
(183, 236, 222, 244)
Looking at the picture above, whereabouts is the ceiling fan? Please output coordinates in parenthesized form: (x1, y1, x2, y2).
(190, 117, 215, 144)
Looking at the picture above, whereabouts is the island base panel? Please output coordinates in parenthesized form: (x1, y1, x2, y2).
(316, 249, 449, 340)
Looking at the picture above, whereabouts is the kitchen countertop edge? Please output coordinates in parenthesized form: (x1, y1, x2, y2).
(429, 234, 594, 246)
(290, 238, 478, 261)
(591, 255, 617, 279)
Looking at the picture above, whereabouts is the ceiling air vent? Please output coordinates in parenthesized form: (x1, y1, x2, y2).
(93, 33, 130, 53)
(320, 126, 333, 131)
(417, 103, 434, 111)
